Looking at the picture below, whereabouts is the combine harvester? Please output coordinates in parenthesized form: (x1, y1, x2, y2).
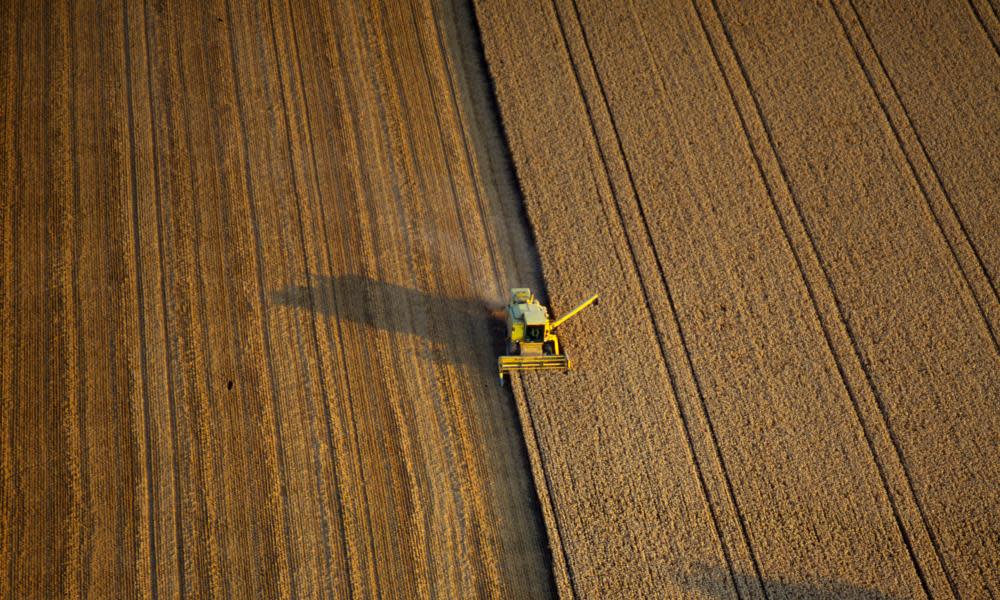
(498, 288, 599, 384)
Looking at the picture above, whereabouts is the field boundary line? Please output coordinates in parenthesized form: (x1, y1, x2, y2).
(415, 1, 563, 593)
(549, 0, 758, 596)
(120, 2, 158, 595)
(835, 0, 1000, 352)
(701, 0, 956, 595)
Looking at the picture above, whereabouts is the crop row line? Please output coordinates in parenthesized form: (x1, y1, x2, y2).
(137, 0, 188, 595)
(1, 2, 21, 594)
(265, 1, 348, 595)
(368, 0, 468, 583)
(120, 1, 158, 596)
(331, 1, 401, 593)
(221, 0, 298, 594)
(281, 0, 362, 595)
(420, 0, 505, 297)
(72, 4, 98, 594)
(188, 3, 242, 594)
(184, 4, 234, 594)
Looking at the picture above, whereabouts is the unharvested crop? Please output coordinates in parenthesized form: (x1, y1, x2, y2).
(475, 0, 1000, 597)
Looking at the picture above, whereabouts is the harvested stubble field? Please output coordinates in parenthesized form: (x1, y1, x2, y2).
(4, 0, 1000, 598)
(2, 0, 553, 597)
(476, 0, 1000, 598)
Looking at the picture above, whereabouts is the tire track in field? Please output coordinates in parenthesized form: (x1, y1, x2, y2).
(827, 17, 1000, 575)
(711, 0, 998, 594)
(622, 2, 777, 595)
(546, 0, 749, 596)
(967, 0, 1000, 57)
(830, 0, 1000, 357)
(46, 6, 81, 595)
(848, 0, 1000, 311)
(60, 4, 87, 596)
(820, 3, 998, 579)
(692, 1, 947, 596)
(843, 0, 1000, 318)
(705, 0, 954, 593)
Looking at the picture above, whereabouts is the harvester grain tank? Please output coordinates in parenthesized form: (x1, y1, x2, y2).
(497, 288, 599, 384)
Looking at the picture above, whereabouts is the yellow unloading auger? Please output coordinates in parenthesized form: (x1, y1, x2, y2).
(497, 288, 600, 384)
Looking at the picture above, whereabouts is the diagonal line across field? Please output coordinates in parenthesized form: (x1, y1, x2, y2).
(830, 0, 1000, 358)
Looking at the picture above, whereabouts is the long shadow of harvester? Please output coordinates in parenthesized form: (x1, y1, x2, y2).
(270, 274, 508, 383)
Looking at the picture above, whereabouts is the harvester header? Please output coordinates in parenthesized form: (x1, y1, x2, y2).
(497, 288, 599, 384)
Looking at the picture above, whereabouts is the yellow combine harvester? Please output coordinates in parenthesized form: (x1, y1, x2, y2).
(498, 288, 599, 384)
